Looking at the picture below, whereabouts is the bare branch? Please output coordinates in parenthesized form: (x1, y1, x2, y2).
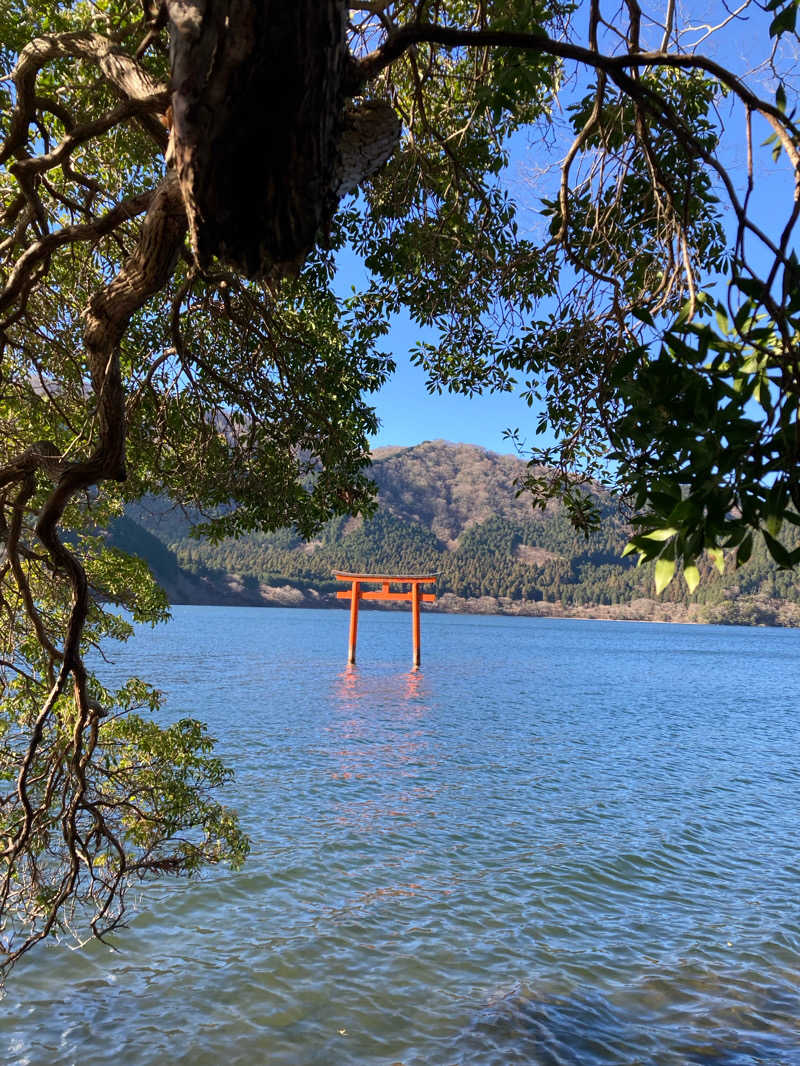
(352, 22, 800, 138)
(0, 190, 155, 315)
(11, 93, 170, 180)
(1, 30, 168, 166)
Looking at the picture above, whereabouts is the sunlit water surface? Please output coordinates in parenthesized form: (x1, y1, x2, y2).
(3, 608, 800, 1065)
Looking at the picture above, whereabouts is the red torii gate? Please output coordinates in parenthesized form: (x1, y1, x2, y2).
(333, 571, 437, 668)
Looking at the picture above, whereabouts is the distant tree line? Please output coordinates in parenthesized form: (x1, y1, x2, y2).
(163, 509, 800, 618)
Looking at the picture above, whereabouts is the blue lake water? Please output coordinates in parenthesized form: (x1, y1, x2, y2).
(3, 607, 800, 1065)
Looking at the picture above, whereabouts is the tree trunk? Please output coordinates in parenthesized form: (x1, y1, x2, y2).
(167, 0, 349, 278)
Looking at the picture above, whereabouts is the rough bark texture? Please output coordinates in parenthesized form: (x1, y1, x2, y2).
(167, 0, 349, 277)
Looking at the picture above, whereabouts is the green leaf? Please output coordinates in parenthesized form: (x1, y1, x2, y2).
(734, 277, 767, 301)
(763, 529, 793, 567)
(642, 526, 678, 542)
(683, 563, 700, 594)
(707, 547, 725, 574)
(673, 299, 695, 327)
(765, 512, 783, 536)
(736, 531, 754, 566)
(631, 306, 655, 327)
(654, 554, 676, 595)
(770, 6, 797, 38)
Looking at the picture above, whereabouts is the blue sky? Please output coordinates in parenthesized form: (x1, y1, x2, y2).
(333, 242, 542, 456)
(362, 312, 534, 455)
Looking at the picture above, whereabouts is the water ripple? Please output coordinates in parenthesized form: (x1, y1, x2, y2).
(3, 611, 800, 1065)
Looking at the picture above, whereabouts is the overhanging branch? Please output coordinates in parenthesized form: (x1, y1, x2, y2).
(1, 30, 169, 167)
(351, 22, 799, 139)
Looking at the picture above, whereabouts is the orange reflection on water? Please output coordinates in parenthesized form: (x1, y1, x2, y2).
(334, 665, 427, 715)
(404, 667, 423, 702)
(337, 663, 361, 702)
(326, 665, 439, 835)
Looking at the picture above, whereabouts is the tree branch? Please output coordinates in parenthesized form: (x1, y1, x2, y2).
(0, 190, 155, 316)
(352, 22, 799, 137)
(10, 93, 170, 180)
(1, 30, 168, 166)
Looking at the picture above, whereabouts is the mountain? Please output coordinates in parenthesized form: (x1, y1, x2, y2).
(115, 440, 800, 626)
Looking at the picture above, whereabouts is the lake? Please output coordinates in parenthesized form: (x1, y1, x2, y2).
(3, 607, 800, 1065)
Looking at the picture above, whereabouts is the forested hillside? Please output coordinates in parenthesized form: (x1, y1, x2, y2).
(119, 442, 800, 626)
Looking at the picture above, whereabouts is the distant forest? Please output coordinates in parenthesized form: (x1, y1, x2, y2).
(115, 441, 800, 627)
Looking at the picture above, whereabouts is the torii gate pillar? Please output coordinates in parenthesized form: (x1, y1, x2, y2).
(333, 572, 437, 667)
(347, 579, 359, 665)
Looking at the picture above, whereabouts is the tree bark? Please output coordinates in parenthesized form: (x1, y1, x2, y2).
(167, 0, 349, 278)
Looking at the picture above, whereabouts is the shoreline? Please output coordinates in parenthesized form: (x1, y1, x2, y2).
(161, 582, 800, 629)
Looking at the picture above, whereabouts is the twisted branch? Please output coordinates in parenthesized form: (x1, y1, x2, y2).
(0, 171, 187, 966)
(1, 31, 169, 167)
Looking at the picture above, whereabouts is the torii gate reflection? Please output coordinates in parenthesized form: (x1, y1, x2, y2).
(333, 571, 437, 668)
